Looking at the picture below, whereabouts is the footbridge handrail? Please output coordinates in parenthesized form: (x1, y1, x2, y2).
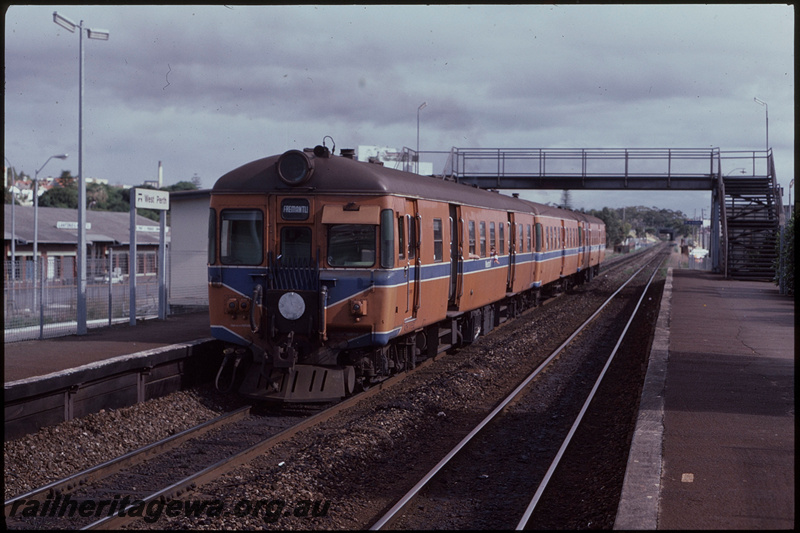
(447, 147, 722, 180)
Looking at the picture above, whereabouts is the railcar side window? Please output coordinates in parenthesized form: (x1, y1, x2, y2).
(280, 226, 311, 260)
(527, 225, 532, 252)
(480, 222, 486, 257)
(408, 214, 417, 260)
(220, 209, 263, 265)
(381, 209, 394, 268)
(535, 223, 543, 252)
(398, 216, 405, 260)
(208, 208, 216, 265)
(518, 224, 524, 253)
(469, 221, 476, 256)
(433, 218, 444, 262)
(328, 224, 376, 267)
(489, 222, 496, 255)
(499, 223, 505, 254)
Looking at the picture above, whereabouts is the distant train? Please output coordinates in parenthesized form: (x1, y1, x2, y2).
(209, 142, 606, 402)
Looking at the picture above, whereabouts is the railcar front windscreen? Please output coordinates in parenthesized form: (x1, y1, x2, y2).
(281, 226, 312, 260)
(220, 209, 264, 265)
(327, 224, 376, 267)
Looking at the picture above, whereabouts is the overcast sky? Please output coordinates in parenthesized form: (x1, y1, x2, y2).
(4, 4, 794, 219)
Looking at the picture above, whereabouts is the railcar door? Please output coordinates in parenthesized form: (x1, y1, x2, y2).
(507, 213, 516, 292)
(401, 199, 421, 322)
(559, 220, 566, 277)
(448, 204, 459, 306)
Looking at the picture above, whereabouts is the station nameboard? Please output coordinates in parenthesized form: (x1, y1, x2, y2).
(56, 221, 92, 229)
(134, 188, 170, 210)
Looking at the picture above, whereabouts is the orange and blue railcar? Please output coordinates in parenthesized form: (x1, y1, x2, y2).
(208, 144, 605, 402)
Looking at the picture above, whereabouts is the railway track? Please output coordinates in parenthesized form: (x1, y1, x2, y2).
(370, 248, 668, 529)
(4, 356, 438, 529)
(5, 405, 293, 529)
(4, 245, 666, 530)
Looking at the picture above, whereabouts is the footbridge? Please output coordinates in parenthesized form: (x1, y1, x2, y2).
(397, 147, 784, 280)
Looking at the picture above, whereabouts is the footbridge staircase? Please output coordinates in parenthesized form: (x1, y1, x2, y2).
(719, 152, 784, 280)
(396, 147, 784, 280)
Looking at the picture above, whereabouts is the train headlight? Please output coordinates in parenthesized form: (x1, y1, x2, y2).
(278, 292, 306, 321)
(277, 150, 314, 186)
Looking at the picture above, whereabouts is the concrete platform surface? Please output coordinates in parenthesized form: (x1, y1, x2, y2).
(4, 312, 212, 383)
(616, 268, 794, 529)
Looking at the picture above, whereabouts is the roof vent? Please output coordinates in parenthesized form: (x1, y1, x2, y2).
(340, 148, 356, 159)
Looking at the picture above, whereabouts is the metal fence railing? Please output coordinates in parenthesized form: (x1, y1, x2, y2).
(4, 258, 167, 343)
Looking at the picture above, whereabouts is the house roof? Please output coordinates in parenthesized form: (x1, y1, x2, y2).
(4, 206, 168, 246)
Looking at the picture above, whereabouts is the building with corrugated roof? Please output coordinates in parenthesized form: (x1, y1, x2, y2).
(4, 206, 165, 282)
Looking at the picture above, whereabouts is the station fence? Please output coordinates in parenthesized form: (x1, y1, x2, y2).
(3, 258, 196, 343)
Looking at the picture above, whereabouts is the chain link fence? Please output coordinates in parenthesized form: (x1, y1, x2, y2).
(4, 258, 178, 343)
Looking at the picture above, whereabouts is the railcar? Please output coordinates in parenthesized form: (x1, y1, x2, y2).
(209, 143, 605, 402)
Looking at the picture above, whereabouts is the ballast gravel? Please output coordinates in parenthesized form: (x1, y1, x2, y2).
(3, 386, 242, 501)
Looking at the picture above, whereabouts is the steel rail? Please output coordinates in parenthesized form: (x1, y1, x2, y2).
(515, 253, 667, 529)
(4, 405, 251, 515)
(369, 254, 659, 530)
(81, 355, 438, 530)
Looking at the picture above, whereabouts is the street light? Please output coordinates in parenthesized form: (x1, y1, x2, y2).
(754, 97, 768, 152)
(416, 101, 427, 174)
(5, 157, 17, 285)
(53, 11, 109, 335)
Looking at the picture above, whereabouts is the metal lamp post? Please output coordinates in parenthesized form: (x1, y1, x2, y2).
(416, 101, 427, 174)
(754, 97, 768, 152)
(5, 157, 17, 292)
(53, 11, 109, 335)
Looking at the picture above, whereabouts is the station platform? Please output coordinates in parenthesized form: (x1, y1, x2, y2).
(4, 312, 213, 384)
(615, 268, 795, 529)
(4, 312, 218, 440)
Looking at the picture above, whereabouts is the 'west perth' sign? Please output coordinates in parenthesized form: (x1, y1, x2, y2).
(135, 188, 170, 210)
(130, 188, 170, 324)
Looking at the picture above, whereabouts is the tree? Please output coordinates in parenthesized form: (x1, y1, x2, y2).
(55, 170, 75, 188)
(164, 180, 198, 192)
(39, 184, 78, 208)
(560, 189, 572, 210)
(87, 182, 109, 207)
(587, 207, 627, 247)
